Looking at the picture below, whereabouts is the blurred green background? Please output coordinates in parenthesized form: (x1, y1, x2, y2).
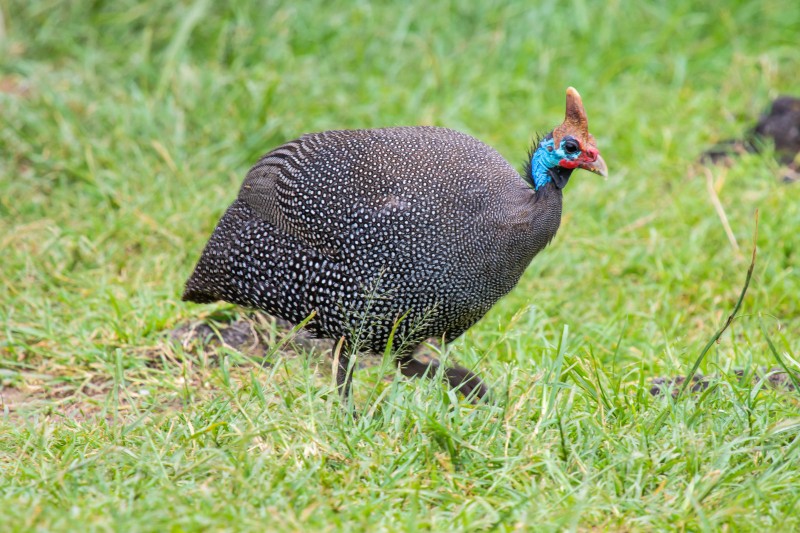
(2, 0, 797, 367)
(1, 0, 799, 530)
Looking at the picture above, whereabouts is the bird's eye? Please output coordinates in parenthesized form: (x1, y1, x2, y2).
(563, 138, 580, 154)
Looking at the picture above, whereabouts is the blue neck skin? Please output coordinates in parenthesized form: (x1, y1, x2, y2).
(530, 137, 581, 190)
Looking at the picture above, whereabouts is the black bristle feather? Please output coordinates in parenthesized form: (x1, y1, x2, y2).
(522, 132, 552, 188)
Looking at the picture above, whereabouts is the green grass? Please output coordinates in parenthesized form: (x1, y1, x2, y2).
(2, 0, 800, 530)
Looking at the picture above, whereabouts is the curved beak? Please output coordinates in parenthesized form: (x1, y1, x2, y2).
(579, 153, 608, 177)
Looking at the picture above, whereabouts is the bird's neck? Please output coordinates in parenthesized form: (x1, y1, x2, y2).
(505, 177, 563, 233)
(496, 179, 563, 282)
(530, 139, 574, 191)
(529, 181, 564, 253)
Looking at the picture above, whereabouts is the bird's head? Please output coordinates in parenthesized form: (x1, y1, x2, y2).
(529, 87, 608, 191)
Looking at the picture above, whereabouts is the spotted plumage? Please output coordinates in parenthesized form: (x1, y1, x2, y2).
(183, 88, 606, 403)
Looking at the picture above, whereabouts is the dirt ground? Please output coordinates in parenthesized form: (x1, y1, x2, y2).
(2, 313, 796, 420)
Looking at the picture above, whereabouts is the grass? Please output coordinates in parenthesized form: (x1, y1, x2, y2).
(1, 0, 799, 530)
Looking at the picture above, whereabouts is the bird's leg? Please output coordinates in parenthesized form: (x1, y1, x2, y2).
(397, 356, 489, 403)
(336, 352, 353, 403)
(443, 365, 489, 402)
(333, 340, 357, 413)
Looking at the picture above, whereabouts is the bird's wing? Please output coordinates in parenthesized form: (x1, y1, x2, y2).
(238, 135, 350, 258)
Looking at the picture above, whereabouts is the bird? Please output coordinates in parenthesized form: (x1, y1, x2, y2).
(183, 87, 607, 405)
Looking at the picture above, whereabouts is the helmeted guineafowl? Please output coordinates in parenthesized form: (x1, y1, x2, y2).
(183, 87, 607, 404)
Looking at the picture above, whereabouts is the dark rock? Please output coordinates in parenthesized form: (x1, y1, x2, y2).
(650, 366, 797, 397)
(169, 317, 263, 355)
(754, 96, 800, 164)
(700, 139, 756, 165)
(649, 374, 709, 398)
(701, 95, 800, 181)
